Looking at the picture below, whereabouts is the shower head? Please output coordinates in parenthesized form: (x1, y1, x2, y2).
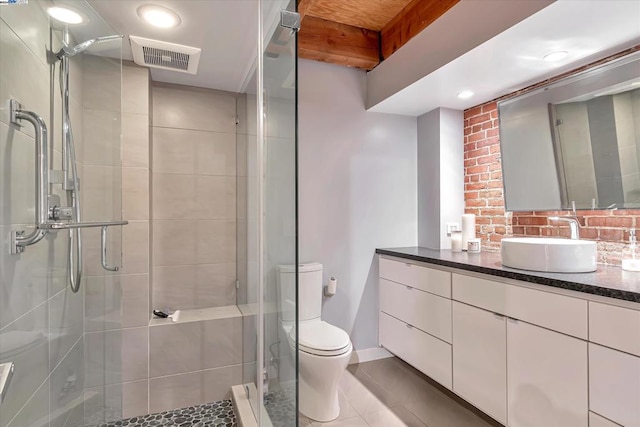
(56, 34, 123, 59)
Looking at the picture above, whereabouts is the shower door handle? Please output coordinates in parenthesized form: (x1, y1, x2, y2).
(101, 226, 119, 272)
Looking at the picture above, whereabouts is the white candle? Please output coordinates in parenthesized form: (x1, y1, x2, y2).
(451, 230, 463, 252)
(461, 214, 476, 251)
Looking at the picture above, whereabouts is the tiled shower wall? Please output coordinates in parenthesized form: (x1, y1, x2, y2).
(151, 83, 238, 310)
(147, 83, 242, 414)
(84, 74, 245, 420)
(0, 2, 86, 426)
(464, 46, 640, 264)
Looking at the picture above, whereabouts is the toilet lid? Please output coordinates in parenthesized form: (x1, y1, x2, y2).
(289, 321, 351, 356)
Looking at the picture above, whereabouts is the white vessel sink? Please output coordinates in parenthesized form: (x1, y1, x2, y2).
(501, 237, 597, 273)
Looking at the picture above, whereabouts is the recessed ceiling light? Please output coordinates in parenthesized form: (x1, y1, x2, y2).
(137, 4, 181, 29)
(543, 51, 569, 62)
(457, 90, 474, 99)
(47, 6, 83, 24)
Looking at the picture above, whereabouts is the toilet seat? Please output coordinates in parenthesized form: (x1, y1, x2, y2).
(289, 321, 351, 357)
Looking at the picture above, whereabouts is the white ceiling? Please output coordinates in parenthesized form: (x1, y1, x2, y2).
(83, 0, 639, 105)
(87, 0, 260, 93)
(368, 0, 640, 116)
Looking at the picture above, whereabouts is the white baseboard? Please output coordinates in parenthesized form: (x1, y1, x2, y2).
(349, 347, 393, 365)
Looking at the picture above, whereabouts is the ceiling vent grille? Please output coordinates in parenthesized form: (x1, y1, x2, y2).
(130, 35, 201, 74)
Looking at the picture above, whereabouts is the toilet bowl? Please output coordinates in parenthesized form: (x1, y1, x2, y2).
(285, 320, 352, 422)
(277, 264, 353, 422)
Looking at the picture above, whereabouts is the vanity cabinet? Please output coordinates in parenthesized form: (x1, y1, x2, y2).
(452, 272, 588, 427)
(378, 258, 452, 389)
(452, 301, 507, 425)
(506, 319, 588, 427)
(378, 255, 638, 427)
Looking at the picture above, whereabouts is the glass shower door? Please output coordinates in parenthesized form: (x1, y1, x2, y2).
(260, 0, 298, 425)
(0, 1, 123, 426)
(240, 0, 298, 425)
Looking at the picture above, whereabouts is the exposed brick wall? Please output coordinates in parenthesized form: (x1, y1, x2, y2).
(463, 66, 640, 265)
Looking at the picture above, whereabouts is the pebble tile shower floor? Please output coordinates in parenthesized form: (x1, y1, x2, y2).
(97, 400, 236, 427)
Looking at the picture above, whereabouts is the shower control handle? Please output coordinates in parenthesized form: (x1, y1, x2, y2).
(49, 206, 74, 221)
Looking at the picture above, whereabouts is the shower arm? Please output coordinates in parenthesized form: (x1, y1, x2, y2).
(9, 99, 49, 254)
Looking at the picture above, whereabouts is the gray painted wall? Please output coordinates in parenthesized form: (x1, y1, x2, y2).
(418, 108, 464, 249)
(299, 59, 417, 351)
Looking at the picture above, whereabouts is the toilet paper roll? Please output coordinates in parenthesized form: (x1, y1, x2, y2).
(461, 214, 476, 251)
(325, 277, 337, 296)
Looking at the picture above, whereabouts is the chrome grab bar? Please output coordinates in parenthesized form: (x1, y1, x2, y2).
(9, 99, 49, 254)
(101, 226, 119, 272)
(42, 220, 128, 230)
(45, 221, 128, 272)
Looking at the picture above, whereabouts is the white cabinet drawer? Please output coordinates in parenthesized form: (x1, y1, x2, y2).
(589, 302, 640, 356)
(380, 278, 452, 343)
(379, 257, 451, 298)
(452, 273, 587, 339)
(589, 343, 640, 427)
(589, 412, 622, 427)
(379, 312, 452, 390)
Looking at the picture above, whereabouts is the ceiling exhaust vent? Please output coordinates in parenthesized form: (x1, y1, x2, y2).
(130, 35, 201, 74)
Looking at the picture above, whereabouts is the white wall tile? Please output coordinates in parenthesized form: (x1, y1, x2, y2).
(152, 127, 236, 176)
(83, 55, 122, 113)
(152, 85, 236, 133)
(152, 263, 236, 310)
(149, 322, 203, 377)
(148, 371, 204, 414)
(122, 113, 149, 168)
(123, 65, 149, 115)
(0, 19, 49, 138)
(123, 168, 150, 220)
(82, 109, 121, 167)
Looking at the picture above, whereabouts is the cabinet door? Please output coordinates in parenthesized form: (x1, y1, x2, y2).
(452, 302, 507, 425)
(589, 343, 640, 427)
(507, 320, 588, 427)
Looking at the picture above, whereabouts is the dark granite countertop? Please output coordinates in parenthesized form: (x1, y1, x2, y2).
(376, 247, 640, 304)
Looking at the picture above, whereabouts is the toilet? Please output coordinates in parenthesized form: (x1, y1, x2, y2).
(277, 263, 353, 422)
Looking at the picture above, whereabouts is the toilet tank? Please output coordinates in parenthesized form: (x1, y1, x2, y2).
(277, 263, 323, 322)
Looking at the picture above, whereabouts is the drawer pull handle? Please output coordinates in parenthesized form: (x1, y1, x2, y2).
(405, 263, 412, 267)
(406, 324, 414, 329)
(507, 317, 519, 324)
(406, 286, 412, 290)
(493, 313, 504, 320)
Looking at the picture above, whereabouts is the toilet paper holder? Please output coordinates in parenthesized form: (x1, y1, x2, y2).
(324, 277, 337, 296)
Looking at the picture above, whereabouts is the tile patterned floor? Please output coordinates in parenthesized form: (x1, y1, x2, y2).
(97, 400, 236, 427)
(265, 384, 297, 427)
(299, 357, 503, 427)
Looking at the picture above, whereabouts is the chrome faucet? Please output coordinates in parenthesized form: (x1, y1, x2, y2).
(549, 216, 580, 240)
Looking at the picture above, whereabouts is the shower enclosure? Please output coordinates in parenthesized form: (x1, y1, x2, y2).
(0, 0, 297, 426)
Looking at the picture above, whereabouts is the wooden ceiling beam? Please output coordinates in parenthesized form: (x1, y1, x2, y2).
(381, 0, 460, 59)
(298, 15, 380, 70)
(298, 0, 312, 23)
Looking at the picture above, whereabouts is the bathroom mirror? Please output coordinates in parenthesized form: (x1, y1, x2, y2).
(499, 50, 640, 211)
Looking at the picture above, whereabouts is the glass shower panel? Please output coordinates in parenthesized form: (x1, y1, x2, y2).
(240, 0, 298, 425)
(261, 0, 298, 425)
(0, 1, 123, 426)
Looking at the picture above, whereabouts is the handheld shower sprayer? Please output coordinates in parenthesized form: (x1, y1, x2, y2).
(55, 34, 123, 59)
